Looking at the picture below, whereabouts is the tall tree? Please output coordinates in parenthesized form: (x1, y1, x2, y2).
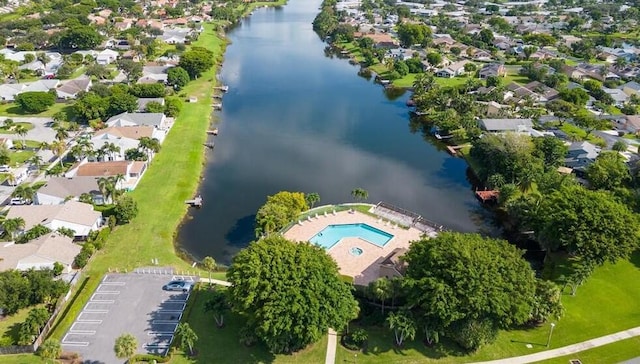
(386, 311, 416, 347)
(113, 333, 137, 363)
(586, 151, 631, 190)
(368, 278, 392, 314)
(305, 192, 320, 208)
(178, 47, 215, 79)
(526, 185, 640, 265)
(49, 140, 67, 167)
(227, 235, 359, 354)
(14, 124, 28, 148)
(176, 322, 198, 356)
(202, 256, 216, 283)
(3, 217, 25, 240)
(204, 290, 228, 328)
(404, 233, 537, 350)
(37, 338, 62, 362)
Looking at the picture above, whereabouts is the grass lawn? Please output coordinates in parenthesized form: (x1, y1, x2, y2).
(48, 23, 228, 342)
(10, 149, 35, 165)
(171, 286, 327, 364)
(336, 254, 640, 363)
(559, 123, 607, 147)
(0, 306, 36, 346)
(537, 336, 640, 363)
(0, 355, 43, 363)
(0, 103, 72, 117)
(0, 122, 34, 134)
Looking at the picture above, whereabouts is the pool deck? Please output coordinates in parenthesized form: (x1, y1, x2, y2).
(283, 210, 424, 285)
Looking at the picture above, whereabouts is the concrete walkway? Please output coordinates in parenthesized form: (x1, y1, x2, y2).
(199, 277, 231, 287)
(474, 326, 640, 364)
(325, 328, 337, 364)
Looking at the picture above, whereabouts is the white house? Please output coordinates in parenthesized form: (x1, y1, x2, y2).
(6, 200, 103, 238)
(35, 176, 103, 205)
(96, 49, 119, 65)
(90, 133, 140, 161)
(0, 233, 80, 273)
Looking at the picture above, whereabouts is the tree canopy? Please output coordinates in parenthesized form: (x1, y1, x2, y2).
(396, 23, 431, 47)
(56, 25, 102, 50)
(15, 91, 56, 113)
(586, 151, 630, 190)
(255, 191, 308, 235)
(227, 235, 358, 354)
(179, 47, 215, 79)
(524, 185, 640, 265)
(403, 232, 537, 350)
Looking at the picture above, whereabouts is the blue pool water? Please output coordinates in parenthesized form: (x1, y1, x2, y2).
(310, 223, 394, 249)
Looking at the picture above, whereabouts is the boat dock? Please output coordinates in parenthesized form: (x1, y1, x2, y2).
(475, 190, 499, 203)
(213, 85, 229, 92)
(213, 103, 222, 110)
(204, 142, 215, 149)
(207, 128, 218, 135)
(185, 195, 203, 207)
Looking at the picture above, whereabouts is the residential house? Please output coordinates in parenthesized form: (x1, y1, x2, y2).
(94, 125, 164, 143)
(6, 200, 103, 238)
(106, 112, 169, 130)
(362, 33, 398, 49)
(90, 133, 139, 161)
(479, 118, 533, 132)
(436, 60, 470, 78)
(137, 65, 173, 84)
(66, 160, 147, 190)
(378, 248, 408, 280)
(623, 115, 640, 134)
(468, 48, 492, 61)
(565, 141, 601, 172)
(158, 28, 191, 44)
(136, 98, 165, 112)
(56, 77, 92, 99)
(0, 84, 25, 101)
(479, 63, 506, 79)
(523, 81, 560, 102)
(620, 81, 640, 96)
(96, 49, 119, 65)
(0, 233, 80, 272)
(35, 176, 103, 205)
(603, 87, 629, 107)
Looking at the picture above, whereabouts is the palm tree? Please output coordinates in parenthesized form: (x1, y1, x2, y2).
(305, 192, 320, 208)
(97, 177, 114, 204)
(386, 311, 416, 347)
(2, 118, 14, 130)
(517, 171, 536, 194)
(204, 290, 228, 328)
(202, 256, 216, 284)
(0, 145, 11, 166)
(27, 155, 43, 170)
(45, 164, 64, 177)
(14, 124, 27, 148)
(37, 338, 62, 363)
(369, 278, 392, 314)
(49, 140, 67, 167)
(36, 52, 50, 69)
(113, 333, 137, 363)
(138, 137, 161, 161)
(614, 57, 627, 69)
(350, 188, 368, 203)
(12, 184, 34, 202)
(175, 323, 198, 356)
(3, 217, 25, 240)
(54, 127, 69, 142)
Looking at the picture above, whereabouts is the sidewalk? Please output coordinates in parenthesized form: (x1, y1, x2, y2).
(325, 328, 337, 364)
(474, 326, 640, 364)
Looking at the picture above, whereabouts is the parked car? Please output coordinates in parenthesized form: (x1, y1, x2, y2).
(163, 280, 193, 292)
(10, 197, 27, 205)
(0, 165, 10, 173)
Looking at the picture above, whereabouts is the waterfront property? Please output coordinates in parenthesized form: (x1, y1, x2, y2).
(284, 207, 430, 285)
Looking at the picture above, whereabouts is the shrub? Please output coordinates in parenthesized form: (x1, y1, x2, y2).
(448, 319, 498, 351)
(14, 91, 56, 113)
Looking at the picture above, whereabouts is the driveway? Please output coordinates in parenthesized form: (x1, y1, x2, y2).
(0, 116, 56, 143)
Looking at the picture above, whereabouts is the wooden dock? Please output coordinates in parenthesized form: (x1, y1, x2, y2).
(446, 145, 464, 156)
(475, 190, 499, 203)
(185, 195, 203, 207)
(212, 103, 222, 110)
(213, 85, 229, 92)
(204, 142, 215, 149)
(207, 129, 218, 135)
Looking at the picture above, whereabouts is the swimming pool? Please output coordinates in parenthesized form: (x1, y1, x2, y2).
(310, 223, 393, 249)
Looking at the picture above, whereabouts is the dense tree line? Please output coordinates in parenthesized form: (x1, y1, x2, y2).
(254, 191, 308, 236)
(0, 269, 68, 316)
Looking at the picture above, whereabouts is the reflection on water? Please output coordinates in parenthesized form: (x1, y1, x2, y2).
(176, 0, 493, 264)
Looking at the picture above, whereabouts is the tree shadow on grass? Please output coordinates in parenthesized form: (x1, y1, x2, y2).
(629, 250, 640, 270)
(2, 321, 21, 345)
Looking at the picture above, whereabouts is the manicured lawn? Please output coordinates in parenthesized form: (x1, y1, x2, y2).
(0, 306, 34, 346)
(537, 336, 640, 364)
(559, 123, 607, 147)
(0, 355, 43, 363)
(171, 286, 327, 364)
(48, 23, 228, 342)
(336, 254, 640, 362)
(0, 122, 34, 134)
(10, 149, 35, 165)
(0, 103, 71, 117)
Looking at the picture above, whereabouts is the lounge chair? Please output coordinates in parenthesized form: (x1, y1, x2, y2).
(298, 220, 303, 226)
(332, 209, 337, 215)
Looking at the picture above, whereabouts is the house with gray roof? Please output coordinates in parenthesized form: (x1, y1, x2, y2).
(6, 200, 103, 238)
(35, 176, 103, 205)
(106, 112, 169, 130)
(621, 81, 640, 96)
(136, 97, 165, 112)
(565, 141, 601, 172)
(603, 87, 629, 107)
(479, 118, 533, 132)
(0, 233, 80, 272)
(57, 78, 92, 99)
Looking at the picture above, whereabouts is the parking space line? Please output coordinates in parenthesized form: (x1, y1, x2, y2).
(71, 323, 100, 330)
(147, 332, 174, 336)
(100, 282, 126, 285)
(68, 330, 96, 335)
(84, 309, 109, 313)
(152, 320, 180, 324)
(89, 300, 115, 303)
(77, 319, 103, 324)
(62, 341, 90, 347)
(96, 290, 120, 293)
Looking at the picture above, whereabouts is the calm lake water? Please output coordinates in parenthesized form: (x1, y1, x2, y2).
(176, 0, 493, 264)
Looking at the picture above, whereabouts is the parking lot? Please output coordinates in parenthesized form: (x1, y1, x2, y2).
(62, 272, 196, 363)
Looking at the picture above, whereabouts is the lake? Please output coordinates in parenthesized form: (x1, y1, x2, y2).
(176, 0, 492, 264)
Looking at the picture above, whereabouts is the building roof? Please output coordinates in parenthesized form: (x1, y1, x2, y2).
(75, 161, 129, 177)
(94, 125, 154, 140)
(57, 78, 91, 97)
(7, 200, 101, 230)
(136, 98, 165, 111)
(37, 176, 101, 199)
(0, 233, 80, 271)
(479, 118, 533, 131)
(106, 112, 165, 127)
(568, 141, 600, 159)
